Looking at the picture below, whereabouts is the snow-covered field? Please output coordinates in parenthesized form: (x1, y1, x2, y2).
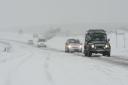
(0, 30, 128, 85)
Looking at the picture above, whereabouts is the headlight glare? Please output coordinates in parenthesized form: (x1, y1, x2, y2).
(91, 44, 95, 48)
(79, 45, 82, 48)
(68, 45, 72, 48)
(105, 44, 109, 48)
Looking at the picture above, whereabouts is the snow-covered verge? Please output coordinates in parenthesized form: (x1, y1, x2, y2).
(0, 43, 7, 52)
(0, 32, 33, 43)
(0, 40, 11, 52)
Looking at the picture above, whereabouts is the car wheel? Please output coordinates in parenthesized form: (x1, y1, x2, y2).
(65, 49, 68, 53)
(84, 50, 87, 56)
(106, 52, 111, 57)
(65, 50, 67, 53)
(80, 50, 82, 53)
(87, 51, 92, 57)
(65, 48, 69, 53)
(102, 52, 106, 56)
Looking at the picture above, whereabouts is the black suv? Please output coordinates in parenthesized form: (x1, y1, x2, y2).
(84, 29, 111, 57)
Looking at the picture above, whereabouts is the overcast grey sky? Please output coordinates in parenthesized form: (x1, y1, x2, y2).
(0, 0, 128, 28)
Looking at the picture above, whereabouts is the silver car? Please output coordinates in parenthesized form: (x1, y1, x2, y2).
(65, 39, 82, 53)
(37, 39, 47, 48)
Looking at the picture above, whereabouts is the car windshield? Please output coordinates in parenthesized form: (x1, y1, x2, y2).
(38, 39, 45, 42)
(90, 33, 107, 41)
(69, 39, 80, 43)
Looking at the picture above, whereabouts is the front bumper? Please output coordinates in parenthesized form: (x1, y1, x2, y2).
(89, 48, 110, 53)
(69, 47, 82, 52)
(37, 44, 46, 47)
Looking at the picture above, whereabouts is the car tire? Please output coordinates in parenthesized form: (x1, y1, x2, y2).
(80, 50, 82, 53)
(85, 53, 88, 56)
(102, 52, 106, 56)
(84, 50, 87, 56)
(106, 52, 111, 57)
(65, 49, 68, 53)
(65, 48, 69, 53)
(87, 51, 92, 57)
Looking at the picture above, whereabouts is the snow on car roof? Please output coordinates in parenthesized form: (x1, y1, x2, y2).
(87, 29, 106, 34)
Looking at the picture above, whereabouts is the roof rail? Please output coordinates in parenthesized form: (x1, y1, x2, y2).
(87, 29, 106, 33)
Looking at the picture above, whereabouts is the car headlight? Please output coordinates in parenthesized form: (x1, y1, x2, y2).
(105, 44, 109, 48)
(91, 44, 95, 48)
(68, 45, 72, 48)
(79, 45, 82, 48)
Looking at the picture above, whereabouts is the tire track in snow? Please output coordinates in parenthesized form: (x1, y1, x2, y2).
(2, 38, 128, 85)
(1, 39, 55, 85)
(0, 39, 34, 85)
(68, 53, 128, 85)
(90, 55, 128, 68)
(36, 45, 128, 68)
(0, 53, 29, 64)
(1, 38, 59, 85)
(43, 53, 56, 85)
(3, 38, 127, 84)
(43, 47, 128, 68)
(91, 58, 128, 85)
(5, 52, 33, 85)
(67, 52, 128, 68)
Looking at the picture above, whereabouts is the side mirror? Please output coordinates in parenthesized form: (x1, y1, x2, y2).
(107, 39, 110, 42)
(65, 43, 68, 45)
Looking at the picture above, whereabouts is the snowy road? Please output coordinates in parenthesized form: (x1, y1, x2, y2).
(44, 47, 128, 68)
(0, 33, 128, 85)
(1, 38, 128, 85)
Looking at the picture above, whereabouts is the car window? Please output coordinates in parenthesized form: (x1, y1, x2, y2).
(85, 34, 91, 41)
(68, 39, 80, 43)
(38, 39, 45, 42)
(90, 33, 107, 41)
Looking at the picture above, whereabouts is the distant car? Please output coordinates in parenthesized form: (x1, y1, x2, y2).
(65, 39, 82, 53)
(37, 39, 47, 48)
(28, 40, 33, 45)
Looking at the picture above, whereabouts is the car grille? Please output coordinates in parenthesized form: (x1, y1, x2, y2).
(96, 46, 104, 49)
(95, 44, 105, 49)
